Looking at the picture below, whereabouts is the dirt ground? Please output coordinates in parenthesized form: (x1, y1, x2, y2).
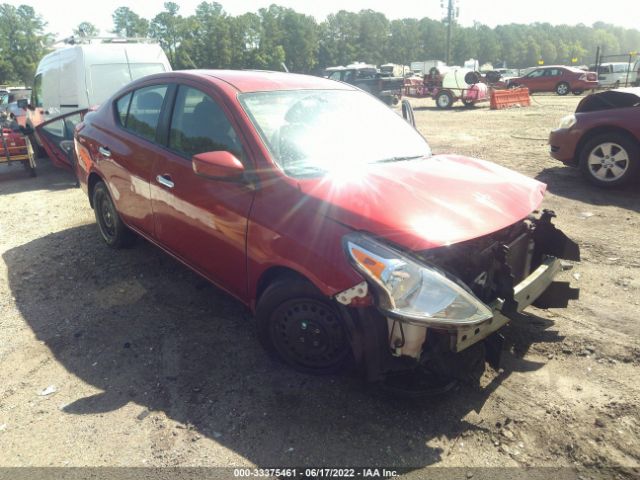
(0, 94, 638, 479)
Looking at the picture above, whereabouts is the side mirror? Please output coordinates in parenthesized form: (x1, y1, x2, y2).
(17, 99, 28, 109)
(192, 150, 245, 181)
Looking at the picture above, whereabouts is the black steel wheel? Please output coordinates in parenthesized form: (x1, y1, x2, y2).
(256, 275, 351, 374)
(92, 181, 135, 248)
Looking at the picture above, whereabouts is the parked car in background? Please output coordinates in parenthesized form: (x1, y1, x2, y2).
(549, 87, 640, 187)
(40, 70, 579, 392)
(589, 62, 638, 88)
(326, 64, 404, 104)
(507, 66, 598, 95)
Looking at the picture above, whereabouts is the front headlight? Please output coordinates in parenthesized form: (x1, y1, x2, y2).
(344, 233, 492, 326)
(558, 114, 576, 129)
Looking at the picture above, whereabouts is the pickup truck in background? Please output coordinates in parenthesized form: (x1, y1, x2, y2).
(325, 65, 404, 104)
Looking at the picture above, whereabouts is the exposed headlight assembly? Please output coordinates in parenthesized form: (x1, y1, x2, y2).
(344, 233, 492, 327)
(558, 114, 576, 129)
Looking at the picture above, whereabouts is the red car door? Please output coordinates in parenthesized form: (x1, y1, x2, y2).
(35, 109, 87, 169)
(524, 68, 546, 92)
(150, 82, 254, 299)
(96, 84, 171, 236)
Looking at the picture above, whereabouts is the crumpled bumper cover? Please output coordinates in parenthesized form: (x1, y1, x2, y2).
(455, 255, 578, 352)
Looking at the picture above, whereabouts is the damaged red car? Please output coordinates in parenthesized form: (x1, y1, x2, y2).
(39, 71, 580, 392)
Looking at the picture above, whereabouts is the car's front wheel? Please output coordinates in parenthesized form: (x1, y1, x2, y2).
(256, 274, 351, 374)
(579, 133, 639, 188)
(556, 82, 570, 95)
(92, 181, 135, 248)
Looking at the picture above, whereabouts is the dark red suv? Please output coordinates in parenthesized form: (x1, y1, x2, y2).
(37, 70, 579, 391)
(508, 66, 598, 95)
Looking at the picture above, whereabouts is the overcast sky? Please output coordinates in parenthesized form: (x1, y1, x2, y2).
(6, 0, 640, 39)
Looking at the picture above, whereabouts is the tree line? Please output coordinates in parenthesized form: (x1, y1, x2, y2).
(1, 1, 639, 86)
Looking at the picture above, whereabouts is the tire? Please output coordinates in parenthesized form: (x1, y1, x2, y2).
(27, 132, 44, 158)
(464, 71, 480, 85)
(579, 133, 639, 188)
(92, 181, 135, 248)
(556, 82, 570, 95)
(435, 91, 453, 109)
(572, 89, 583, 95)
(22, 160, 36, 177)
(256, 274, 351, 375)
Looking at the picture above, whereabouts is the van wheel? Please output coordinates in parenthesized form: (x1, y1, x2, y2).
(256, 275, 351, 374)
(92, 181, 135, 248)
(28, 133, 44, 158)
(22, 160, 36, 177)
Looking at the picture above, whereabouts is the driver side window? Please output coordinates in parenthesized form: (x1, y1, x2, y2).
(168, 86, 242, 160)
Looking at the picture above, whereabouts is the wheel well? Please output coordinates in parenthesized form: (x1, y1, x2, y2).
(576, 126, 639, 160)
(87, 172, 103, 208)
(255, 266, 311, 304)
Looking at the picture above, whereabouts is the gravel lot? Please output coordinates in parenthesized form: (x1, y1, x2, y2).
(0, 94, 638, 478)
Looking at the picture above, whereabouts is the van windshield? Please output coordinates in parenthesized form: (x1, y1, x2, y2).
(239, 89, 431, 177)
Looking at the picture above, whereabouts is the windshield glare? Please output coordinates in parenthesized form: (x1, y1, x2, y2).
(239, 90, 431, 177)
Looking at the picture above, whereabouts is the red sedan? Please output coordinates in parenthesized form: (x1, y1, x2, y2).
(37, 70, 579, 390)
(508, 66, 598, 95)
(549, 87, 640, 187)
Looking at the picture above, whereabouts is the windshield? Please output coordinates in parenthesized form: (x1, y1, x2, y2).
(239, 89, 431, 177)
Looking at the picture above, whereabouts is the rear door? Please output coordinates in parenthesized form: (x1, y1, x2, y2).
(150, 82, 254, 299)
(35, 109, 87, 169)
(98, 83, 171, 236)
(544, 68, 562, 90)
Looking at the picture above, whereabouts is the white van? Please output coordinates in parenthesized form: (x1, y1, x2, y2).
(593, 62, 638, 87)
(28, 42, 171, 126)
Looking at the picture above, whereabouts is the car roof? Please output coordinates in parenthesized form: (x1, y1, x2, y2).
(174, 69, 356, 93)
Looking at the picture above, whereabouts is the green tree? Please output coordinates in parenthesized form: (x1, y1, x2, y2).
(112, 6, 149, 37)
(150, 2, 186, 67)
(0, 4, 51, 85)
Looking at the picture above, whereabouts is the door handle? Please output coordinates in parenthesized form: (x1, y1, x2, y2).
(98, 146, 111, 157)
(156, 174, 174, 189)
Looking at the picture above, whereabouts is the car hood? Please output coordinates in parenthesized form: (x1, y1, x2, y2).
(297, 154, 546, 251)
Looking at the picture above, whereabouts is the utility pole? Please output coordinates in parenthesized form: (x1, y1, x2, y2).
(445, 0, 453, 65)
(443, 0, 458, 65)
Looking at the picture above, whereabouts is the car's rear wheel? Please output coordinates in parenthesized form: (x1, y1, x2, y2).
(92, 181, 135, 248)
(579, 133, 639, 188)
(436, 91, 453, 109)
(256, 275, 351, 374)
(556, 82, 570, 95)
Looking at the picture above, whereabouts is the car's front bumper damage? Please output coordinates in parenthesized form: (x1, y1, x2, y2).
(339, 210, 580, 388)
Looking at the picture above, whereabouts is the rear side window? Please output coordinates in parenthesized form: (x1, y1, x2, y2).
(115, 93, 132, 126)
(168, 86, 242, 159)
(125, 85, 168, 142)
